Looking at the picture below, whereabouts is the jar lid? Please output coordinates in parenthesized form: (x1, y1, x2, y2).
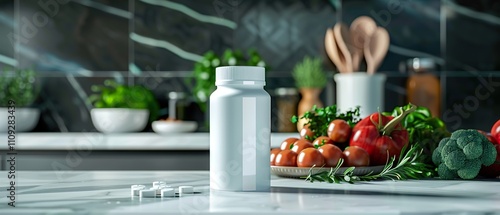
(215, 66, 265, 86)
(407, 58, 436, 71)
(275, 88, 298, 96)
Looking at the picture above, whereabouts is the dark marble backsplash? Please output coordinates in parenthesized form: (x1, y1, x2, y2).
(0, 0, 499, 132)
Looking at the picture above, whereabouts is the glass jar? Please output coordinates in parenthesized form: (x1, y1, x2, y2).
(275, 88, 298, 132)
(406, 58, 440, 117)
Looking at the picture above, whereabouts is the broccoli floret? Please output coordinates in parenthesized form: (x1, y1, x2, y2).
(438, 137, 450, 149)
(450, 129, 468, 140)
(481, 141, 497, 166)
(462, 141, 483, 159)
(432, 138, 449, 165)
(441, 139, 458, 155)
(432, 147, 442, 165)
(457, 159, 481, 179)
(437, 163, 458, 179)
(444, 150, 465, 170)
(434, 129, 498, 180)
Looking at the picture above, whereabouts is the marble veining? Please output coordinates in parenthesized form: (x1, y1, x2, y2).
(0, 171, 499, 214)
(130, 32, 203, 62)
(139, 0, 237, 29)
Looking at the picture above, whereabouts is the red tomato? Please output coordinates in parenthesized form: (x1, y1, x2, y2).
(270, 148, 282, 165)
(327, 119, 352, 142)
(318, 144, 343, 167)
(275, 150, 298, 166)
(491, 120, 500, 143)
(312, 136, 334, 147)
(350, 112, 408, 166)
(291, 139, 314, 153)
(280, 137, 299, 150)
(299, 124, 314, 139)
(297, 148, 325, 167)
(343, 146, 370, 167)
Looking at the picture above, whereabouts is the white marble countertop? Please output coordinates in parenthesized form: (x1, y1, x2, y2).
(1, 171, 500, 214)
(0, 133, 298, 150)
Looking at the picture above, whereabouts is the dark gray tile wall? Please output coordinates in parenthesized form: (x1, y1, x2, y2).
(0, 0, 14, 69)
(444, 0, 500, 71)
(341, 0, 441, 72)
(0, 0, 499, 132)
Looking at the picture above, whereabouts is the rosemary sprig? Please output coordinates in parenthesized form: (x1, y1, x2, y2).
(303, 144, 436, 184)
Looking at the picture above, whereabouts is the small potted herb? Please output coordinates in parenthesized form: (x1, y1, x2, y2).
(0, 69, 40, 132)
(89, 80, 159, 133)
(292, 56, 327, 131)
(190, 49, 268, 112)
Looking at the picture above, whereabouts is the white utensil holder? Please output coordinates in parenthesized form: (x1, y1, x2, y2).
(334, 73, 386, 118)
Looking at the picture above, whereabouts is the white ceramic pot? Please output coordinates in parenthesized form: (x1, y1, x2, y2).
(0, 107, 40, 132)
(334, 73, 386, 118)
(91, 108, 149, 133)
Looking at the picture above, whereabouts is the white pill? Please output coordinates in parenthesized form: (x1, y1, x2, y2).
(130, 185, 146, 196)
(152, 181, 166, 187)
(179, 186, 194, 195)
(154, 185, 171, 195)
(160, 188, 175, 197)
(139, 189, 157, 198)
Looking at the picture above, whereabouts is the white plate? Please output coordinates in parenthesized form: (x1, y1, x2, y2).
(271, 165, 385, 178)
(152, 121, 197, 134)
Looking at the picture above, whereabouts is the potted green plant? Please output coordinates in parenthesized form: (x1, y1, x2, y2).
(89, 80, 159, 133)
(0, 69, 40, 132)
(190, 49, 268, 112)
(292, 56, 327, 131)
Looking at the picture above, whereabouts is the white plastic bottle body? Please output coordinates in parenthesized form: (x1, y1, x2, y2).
(210, 84, 271, 192)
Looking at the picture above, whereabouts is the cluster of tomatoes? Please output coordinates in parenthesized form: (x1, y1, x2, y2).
(270, 119, 371, 168)
(479, 119, 500, 177)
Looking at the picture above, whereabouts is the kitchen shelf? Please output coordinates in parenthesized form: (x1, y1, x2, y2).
(0, 132, 297, 151)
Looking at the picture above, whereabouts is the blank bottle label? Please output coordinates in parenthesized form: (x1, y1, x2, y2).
(242, 97, 257, 191)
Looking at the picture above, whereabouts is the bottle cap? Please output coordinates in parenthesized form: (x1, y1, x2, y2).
(215, 66, 265, 86)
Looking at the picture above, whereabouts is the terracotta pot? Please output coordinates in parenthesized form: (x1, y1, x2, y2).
(297, 88, 323, 131)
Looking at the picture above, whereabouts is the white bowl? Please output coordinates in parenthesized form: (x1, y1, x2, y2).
(152, 120, 197, 134)
(91, 108, 149, 133)
(0, 107, 40, 132)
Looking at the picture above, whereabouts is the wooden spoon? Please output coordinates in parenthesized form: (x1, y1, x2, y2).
(350, 16, 377, 72)
(365, 27, 390, 74)
(324, 28, 347, 73)
(333, 23, 354, 73)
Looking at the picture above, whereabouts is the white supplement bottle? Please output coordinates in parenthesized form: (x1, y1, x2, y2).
(210, 66, 271, 191)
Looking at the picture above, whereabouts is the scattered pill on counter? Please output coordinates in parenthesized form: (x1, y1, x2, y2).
(161, 188, 175, 198)
(179, 186, 194, 196)
(139, 189, 156, 198)
(130, 182, 198, 199)
(155, 185, 171, 195)
(152, 181, 166, 187)
(130, 185, 146, 196)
